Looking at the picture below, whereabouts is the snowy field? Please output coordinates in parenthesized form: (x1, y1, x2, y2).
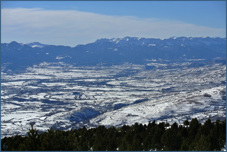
(1, 61, 226, 137)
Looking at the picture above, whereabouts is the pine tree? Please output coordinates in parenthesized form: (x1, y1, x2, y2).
(183, 119, 190, 127)
(21, 124, 40, 150)
(40, 127, 56, 150)
(161, 126, 181, 150)
(151, 126, 164, 150)
(195, 135, 211, 150)
(181, 138, 190, 151)
(201, 119, 213, 135)
(106, 127, 117, 150)
(132, 134, 143, 150)
(189, 118, 200, 138)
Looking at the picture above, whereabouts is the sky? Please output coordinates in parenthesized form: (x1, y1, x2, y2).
(1, 1, 226, 46)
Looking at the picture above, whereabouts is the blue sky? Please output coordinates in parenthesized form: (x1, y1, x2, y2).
(1, 1, 226, 46)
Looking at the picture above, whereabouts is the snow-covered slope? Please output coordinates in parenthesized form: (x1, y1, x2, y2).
(90, 86, 225, 126)
(1, 61, 226, 137)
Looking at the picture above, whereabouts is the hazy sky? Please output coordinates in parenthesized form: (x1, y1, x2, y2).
(1, 1, 226, 46)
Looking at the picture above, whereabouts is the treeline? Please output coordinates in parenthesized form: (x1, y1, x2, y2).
(1, 118, 226, 151)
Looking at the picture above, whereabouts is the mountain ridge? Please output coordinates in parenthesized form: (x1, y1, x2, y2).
(2, 36, 226, 48)
(1, 36, 226, 72)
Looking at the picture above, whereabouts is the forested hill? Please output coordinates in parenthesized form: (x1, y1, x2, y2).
(1, 118, 226, 151)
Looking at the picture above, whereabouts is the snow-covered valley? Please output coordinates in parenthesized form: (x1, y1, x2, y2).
(1, 61, 226, 138)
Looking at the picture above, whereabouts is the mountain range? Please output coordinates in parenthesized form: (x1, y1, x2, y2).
(1, 37, 226, 72)
(1, 36, 226, 137)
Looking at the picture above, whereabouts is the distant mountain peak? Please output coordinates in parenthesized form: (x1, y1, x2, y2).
(26, 42, 47, 48)
(7, 41, 24, 49)
(9, 41, 20, 45)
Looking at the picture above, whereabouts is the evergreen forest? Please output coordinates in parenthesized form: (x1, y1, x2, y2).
(1, 118, 226, 151)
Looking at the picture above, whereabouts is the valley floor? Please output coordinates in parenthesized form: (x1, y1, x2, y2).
(1, 61, 226, 137)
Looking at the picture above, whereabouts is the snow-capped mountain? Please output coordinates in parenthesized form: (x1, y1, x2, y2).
(95, 36, 225, 47)
(1, 37, 226, 72)
(26, 42, 47, 48)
